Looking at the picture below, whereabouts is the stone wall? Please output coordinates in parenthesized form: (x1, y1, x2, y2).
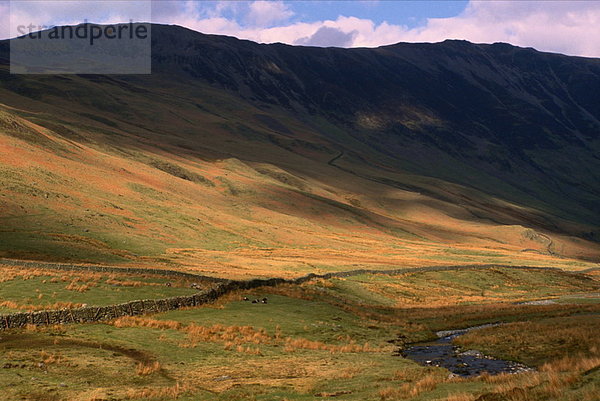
(0, 277, 288, 330)
(0, 261, 568, 331)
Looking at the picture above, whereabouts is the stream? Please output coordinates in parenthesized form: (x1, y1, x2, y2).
(400, 324, 531, 377)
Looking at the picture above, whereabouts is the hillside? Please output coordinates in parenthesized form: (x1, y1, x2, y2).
(0, 24, 599, 276)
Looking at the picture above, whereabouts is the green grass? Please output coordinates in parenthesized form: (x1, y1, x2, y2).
(0, 290, 405, 400)
(0, 267, 598, 400)
(0, 270, 201, 312)
(158, 293, 391, 346)
(320, 268, 599, 308)
(0, 231, 130, 263)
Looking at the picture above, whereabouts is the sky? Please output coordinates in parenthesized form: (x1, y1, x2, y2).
(2, 1, 600, 57)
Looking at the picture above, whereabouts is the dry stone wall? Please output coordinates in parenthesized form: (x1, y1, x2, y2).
(0, 260, 569, 331)
(0, 278, 286, 330)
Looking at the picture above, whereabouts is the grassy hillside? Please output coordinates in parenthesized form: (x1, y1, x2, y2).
(0, 97, 597, 274)
(0, 28, 599, 274)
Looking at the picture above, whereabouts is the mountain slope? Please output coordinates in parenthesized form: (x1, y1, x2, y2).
(0, 25, 598, 275)
(149, 26, 600, 225)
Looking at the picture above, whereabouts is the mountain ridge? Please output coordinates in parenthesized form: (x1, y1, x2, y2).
(147, 25, 600, 222)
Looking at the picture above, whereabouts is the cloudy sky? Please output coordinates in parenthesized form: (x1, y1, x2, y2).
(2, 0, 600, 57)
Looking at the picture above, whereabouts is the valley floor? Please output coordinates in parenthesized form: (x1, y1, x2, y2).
(0, 264, 598, 401)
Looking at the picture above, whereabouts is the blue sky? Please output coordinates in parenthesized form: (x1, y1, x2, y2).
(2, 1, 600, 57)
(229, 1, 470, 29)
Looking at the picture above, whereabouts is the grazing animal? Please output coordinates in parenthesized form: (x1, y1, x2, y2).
(165, 282, 172, 287)
(252, 299, 258, 304)
(261, 298, 268, 304)
(243, 297, 249, 301)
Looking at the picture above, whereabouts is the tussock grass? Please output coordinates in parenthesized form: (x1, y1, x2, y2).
(136, 361, 162, 376)
(444, 393, 477, 401)
(109, 315, 378, 354)
(379, 372, 448, 399)
(0, 300, 84, 311)
(124, 382, 191, 400)
(541, 355, 600, 374)
(39, 350, 64, 366)
(454, 315, 600, 366)
(112, 316, 183, 330)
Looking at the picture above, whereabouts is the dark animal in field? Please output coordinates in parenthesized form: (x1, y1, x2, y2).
(261, 298, 268, 304)
(243, 297, 249, 301)
(165, 282, 172, 287)
(252, 299, 258, 304)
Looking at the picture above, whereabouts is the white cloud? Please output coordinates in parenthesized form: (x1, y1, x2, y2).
(150, 0, 600, 56)
(6, 1, 152, 38)
(0, 1, 9, 40)
(2, 1, 599, 57)
(399, 1, 600, 57)
(246, 1, 293, 27)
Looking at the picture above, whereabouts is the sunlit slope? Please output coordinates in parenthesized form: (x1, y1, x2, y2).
(0, 27, 599, 275)
(0, 101, 595, 275)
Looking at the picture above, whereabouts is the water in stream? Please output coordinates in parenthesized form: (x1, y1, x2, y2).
(401, 324, 531, 377)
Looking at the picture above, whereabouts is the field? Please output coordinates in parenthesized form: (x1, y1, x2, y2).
(1, 266, 598, 400)
(0, 265, 207, 314)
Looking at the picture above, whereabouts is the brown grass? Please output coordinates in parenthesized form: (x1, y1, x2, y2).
(378, 387, 399, 401)
(379, 372, 448, 400)
(64, 281, 94, 292)
(0, 300, 84, 311)
(0, 265, 194, 289)
(111, 316, 182, 330)
(39, 350, 64, 365)
(541, 355, 600, 373)
(472, 356, 600, 401)
(108, 315, 377, 356)
(83, 389, 108, 401)
(283, 336, 375, 353)
(124, 382, 191, 399)
(444, 393, 477, 401)
(0, 267, 49, 282)
(455, 315, 600, 367)
(136, 361, 162, 376)
(338, 366, 363, 379)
